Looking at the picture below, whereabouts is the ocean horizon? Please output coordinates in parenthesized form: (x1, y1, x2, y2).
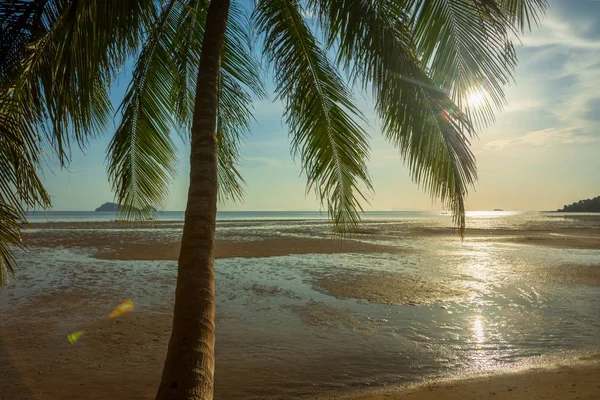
(22, 209, 596, 223)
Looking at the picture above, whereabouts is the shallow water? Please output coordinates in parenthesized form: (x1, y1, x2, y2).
(2, 213, 600, 399)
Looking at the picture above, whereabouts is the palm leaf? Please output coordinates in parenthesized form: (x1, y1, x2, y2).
(0, 201, 23, 287)
(171, 0, 209, 128)
(217, 71, 251, 202)
(171, 0, 265, 202)
(498, 0, 547, 30)
(0, 0, 154, 286)
(0, 0, 67, 90)
(217, 4, 265, 201)
(311, 0, 476, 234)
(0, 97, 49, 211)
(107, 0, 181, 220)
(6, 0, 154, 164)
(407, 0, 547, 127)
(255, 0, 372, 233)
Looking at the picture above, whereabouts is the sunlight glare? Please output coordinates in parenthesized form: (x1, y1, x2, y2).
(467, 91, 485, 108)
(472, 316, 485, 343)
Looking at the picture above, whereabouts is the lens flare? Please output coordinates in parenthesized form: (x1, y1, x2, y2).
(109, 299, 134, 318)
(67, 331, 85, 344)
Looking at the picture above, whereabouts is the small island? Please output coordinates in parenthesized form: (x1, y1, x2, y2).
(557, 196, 600, 212)
(95, 202, 122, 212)
(95, 202, 158, 213)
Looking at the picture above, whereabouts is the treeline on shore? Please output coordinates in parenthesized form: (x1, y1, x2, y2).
(558, 196, 600, 212)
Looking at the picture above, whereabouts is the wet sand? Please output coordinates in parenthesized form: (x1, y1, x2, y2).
(22, 219, 600, 260)
(314, 273, 467, 305)
(333, 355, 600, 400)
(22, 222, 415, 260)
(4, 284, 599, 400)
(2, 217, 600, 399)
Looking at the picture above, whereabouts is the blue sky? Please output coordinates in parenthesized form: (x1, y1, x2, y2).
(42, 0, 600, 212)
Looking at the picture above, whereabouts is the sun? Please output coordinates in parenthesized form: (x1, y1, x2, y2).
(466, 91, 485, 108)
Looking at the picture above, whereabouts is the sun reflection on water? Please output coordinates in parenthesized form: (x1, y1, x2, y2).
(472, 316, 485, 344)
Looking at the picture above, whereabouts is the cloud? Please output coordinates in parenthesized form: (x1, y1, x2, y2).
(484, 127, 598, 151)
(584, 98, 600, 121)
(505, 6, 600, 135)
(502, 99, 544, 114)
(520, 16, 600, 49)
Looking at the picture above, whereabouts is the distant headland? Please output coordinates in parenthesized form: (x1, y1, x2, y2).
(95, 202, 157, 213)
(557, 196, 600, 212)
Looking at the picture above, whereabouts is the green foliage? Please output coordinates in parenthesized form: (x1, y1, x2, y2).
(0, 0, 154, 285)
(558, 196, 600, 213)
(407, 0, 545, 128)
(107, 0, 265, 217)
(1, 0, 548, 284)
(107, 0, 181, 220)
(308, 0, 546, 233)
(255, 0, 372, 233)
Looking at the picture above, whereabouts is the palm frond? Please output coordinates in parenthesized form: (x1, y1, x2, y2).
(172, 0, 265, 202)
(217, 3, 265, 202)
(217, 72, 251, 202)
(5, 0, 155, 164)
(0, 0, 66, 90)
(0, 94, 40, 285)
(0, 202, 23, 287)
(222, 4, 266, 105)
(498, 0, 547, 30)
(407, 0, 547, 127)
(107, 0, 181, 220)
(406, 0, 511, 127)
(311, 0, 476, 234)
(0, 97, 49, 211)
(255, 0, 372, 234)
(171, 0, 209, 128)
(0, 0, 154, 286)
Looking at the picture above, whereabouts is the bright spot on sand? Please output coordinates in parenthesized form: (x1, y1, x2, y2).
(467, 91, 485, 107)
(109, 299, 134, 318)
(472, 316, 485, 343)
(68, 331, 84, 344)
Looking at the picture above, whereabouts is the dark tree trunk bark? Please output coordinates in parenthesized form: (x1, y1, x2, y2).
(156, 0, 230, 399)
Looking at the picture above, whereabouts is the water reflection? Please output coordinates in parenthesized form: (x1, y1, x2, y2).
(4, 214, 600, 399)
(472, 316, 485, 344)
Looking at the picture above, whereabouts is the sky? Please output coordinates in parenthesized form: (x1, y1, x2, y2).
(41, 0, 600, 212)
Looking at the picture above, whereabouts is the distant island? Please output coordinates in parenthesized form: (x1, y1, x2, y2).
(95, 202, 157, 213)
(493, 209, 504, 212)
(557, 196, 600, 212)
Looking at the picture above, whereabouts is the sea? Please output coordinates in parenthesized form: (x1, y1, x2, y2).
(22, 209, 600, 223)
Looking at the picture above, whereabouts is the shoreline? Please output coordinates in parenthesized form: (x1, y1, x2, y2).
(20, 219, 600, 256)
(326, 353, 600, 400)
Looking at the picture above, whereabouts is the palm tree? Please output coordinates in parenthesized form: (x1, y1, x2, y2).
(0, 0, 158, 285)
(1, 0, 547, 399)
(109, 1, 546, 398)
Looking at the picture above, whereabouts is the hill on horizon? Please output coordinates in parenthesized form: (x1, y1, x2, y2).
(557, 196, 600, 212)
(95, 202, 158, 213)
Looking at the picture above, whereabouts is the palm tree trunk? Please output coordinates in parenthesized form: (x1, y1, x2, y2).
(156, 0, 230, 399)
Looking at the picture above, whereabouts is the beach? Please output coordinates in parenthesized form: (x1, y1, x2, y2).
(334, 354, 600, 400)
(1, 212, 600, 399)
